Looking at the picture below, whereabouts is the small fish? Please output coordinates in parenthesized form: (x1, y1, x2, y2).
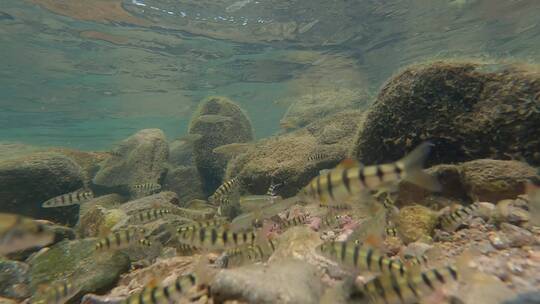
(307, 152, 328, 162)
(403, 254, 429, 268)
(218, 238, 278, 268)
(230, 197, 298, 231)
(173, 208, 215, 221)
(176, 225, 258, 251)
(239, 195, 279, 213)
(438, 203, 480, 232)
(209, 177, 240, 204)
(127, 209, 172, 224)
(319, 213, 343, 229)
(266, 180, 283, 197)
(0, 213, 55, 255)
(42, 189, 94, 208)
(317, 240, 406, 276)
(355, 265, 458, 304)
(279, 214, 309, 230)
(121, 273, 199, 304)
(31, 281, 81, 304)
(212, 143, 252, 156)
(95, 229, 149, 251)
(130, 183, 162, 193)
(176, 218, 230, 232)
(299, 142, 441, 207)
(108, 150, 123, 157)
(385, 227, 398, 237)
(196, 114, 233, 124)
(176, 243, 200, 256)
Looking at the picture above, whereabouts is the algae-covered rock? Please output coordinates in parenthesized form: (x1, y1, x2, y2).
(79, 193, 127, 219)
(395, 205, 438, 244)
(79, 206, 128, 237)
(188, 96, 253, 195)
(28, 239, 130, 300)
(396, 159, 536, 207)
(0, 152, 84, 225)
(0, 259, 30, 299)
(279, 88, 370, 130)
(92, 129, 169, 194)
(168, 139, 194, 167)
(48, 148, 110, 186)
(226, 111, 364, 197)
(162, 166, 205, 203)
(353, 61, 540, 166)
(460, 159, 536, 202)
(211, 259, 322, 304)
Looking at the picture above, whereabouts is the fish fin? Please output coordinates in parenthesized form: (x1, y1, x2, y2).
(400, 142, 441, 191)
(337, 158, 362, 170)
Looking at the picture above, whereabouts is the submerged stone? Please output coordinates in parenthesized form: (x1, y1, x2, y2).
(28, 239, 130, 301)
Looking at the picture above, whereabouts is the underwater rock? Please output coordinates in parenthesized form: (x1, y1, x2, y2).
(279, 88, 370, 130)
(78, 206, 127, 237)
(108, 256, 194, 297)
(49, 148, 110, 186)
(119, 191, 180, 213)
(188, 96, 253, 195)
(226, 111, 363, 197)
(0, 259, 30, 299)
(395, 205, 439, 244)
(92, 129, 169, 194)
(353, 61, 540, 166)
(168, 139, 195, 167)
(491, 199, 530, 227)
(211, 259, 322, 304)
(270, 226, 322, 262)
(457, 271, 516, 304)
(499, 223, 536, 248)
(460, 159, 536, 202)
(79, 193, 127, 219)
(397, 159, 536, 206)
(162, 166, 206, 203)
(28, 239, 130, 301)
(0, 152, 84, 225)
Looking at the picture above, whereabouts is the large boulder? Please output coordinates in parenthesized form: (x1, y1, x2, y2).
(28, 239, 130, 301)
(92, 129, 169, 194)
(353, 61, 540, 166)
(397, 159, 537, 206)
(226, 111, 365, 197)
(0, 259, 30, 299)
(188, 96, 253, 195)
(162, 166, 205, 203)
(279, 88, 370, 130)
(168, 139, 194, 167)
(0, 152, 84, 225)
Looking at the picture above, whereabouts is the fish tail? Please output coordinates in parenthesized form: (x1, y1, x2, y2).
(400, 142, 441, 192)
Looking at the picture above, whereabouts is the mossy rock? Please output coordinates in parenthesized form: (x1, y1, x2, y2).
(28, 239, 130, 301)
(0, 259, 30, 299)
(162, 165, 206, 204)
(395, 205, 438, 244)
(225, 111, 364, 197)
(0, 152, 84, 225)
(353, 61, 540, 166)
(188, 96, 253, 195)
(92, 129, 169, 195)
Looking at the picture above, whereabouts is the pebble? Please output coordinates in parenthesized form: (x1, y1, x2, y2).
(488, 231, 510, 250)
(500, 223, 536, 247)
(477, 202, 495, 220)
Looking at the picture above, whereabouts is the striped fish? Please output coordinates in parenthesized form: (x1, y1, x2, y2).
(300, 142, 440, 207)
(319, 213, 343, 229)
(42, 189, 94, 208)
(209, 177, 240, 204)
(308, 152, 328, 162)
(95, 229, 149, 251)
(176, 225, 258, 251)
(176, 243, 200, 256)
(127, 209, 172, 224)
(266, 180, 283, 197)
(279, 214, 310, 230)
(0, 213, 55, 255)
(385, 227, 398, 238)
(174, 208, 215, 221)
(317, 240, 406, 276)
(438, 203, 480, 232)
(130, 183, 162, 193)
(31, 281, 81, 304)
(121, 273, 199, 304)
(355, 265, 458, 304)
(218, 238, 278, 268)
